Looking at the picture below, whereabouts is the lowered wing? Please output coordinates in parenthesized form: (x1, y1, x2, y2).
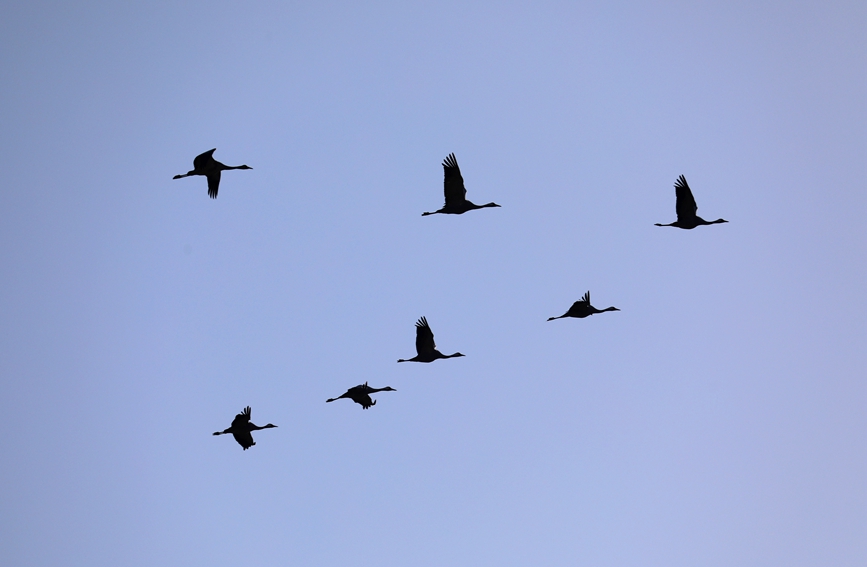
(207, 171, 221, 199)
(232, 430, 256, 450)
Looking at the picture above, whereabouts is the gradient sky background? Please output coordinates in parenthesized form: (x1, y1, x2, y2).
(1, 1, 865, 566)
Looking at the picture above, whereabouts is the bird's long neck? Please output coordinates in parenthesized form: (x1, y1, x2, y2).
(465, 201, 499, 211)
(368, 387, 391, 393)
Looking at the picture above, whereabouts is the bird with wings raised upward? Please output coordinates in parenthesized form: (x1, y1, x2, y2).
(655, 175, 727, 229)
(422, 153, 500, 216)
(397, 316, 465, 363)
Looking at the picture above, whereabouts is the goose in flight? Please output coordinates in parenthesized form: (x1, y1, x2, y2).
(212, 406, 277, 450)
(398, 316, 465, 362)
(422, 153, 501, 215)
(548, 291, 620, 321)
(655, 175, 727, 229)
(173, 148, 252, 199)
(326, 382, 396, 409)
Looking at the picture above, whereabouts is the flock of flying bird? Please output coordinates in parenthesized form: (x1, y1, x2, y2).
(174, 148, 728, 450)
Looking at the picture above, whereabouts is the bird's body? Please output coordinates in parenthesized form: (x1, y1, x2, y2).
(655, 175, 727, 229)
(173, 148, 252, 199)
(326, 382, 396, 409)
(212, 406, 277, 450)
(397, 316, 465, 363)
(548, 291, 620, 321)
(422, 153, 500, 216)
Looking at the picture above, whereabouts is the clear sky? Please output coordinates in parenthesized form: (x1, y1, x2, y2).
(1, 1, 864, 566)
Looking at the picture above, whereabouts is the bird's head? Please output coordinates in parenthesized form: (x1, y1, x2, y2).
(263, 423, 277, 429)
(451, 352, 466, 358)
(237, 165, 253, 170)
(382, 386, 396, 392)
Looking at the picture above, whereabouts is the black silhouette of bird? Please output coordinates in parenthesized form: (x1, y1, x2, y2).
(326, 382, 396, 409)
(173, 148, 252, 199)
(655, 175, 727, 229)
(212, 406, 277, 450)
(547, 291, 620, 321)
(397, 316, 465, 362)
(422, 153, 501, 216)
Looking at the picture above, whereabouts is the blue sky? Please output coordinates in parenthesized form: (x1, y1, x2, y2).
(1, 2, 865, 566)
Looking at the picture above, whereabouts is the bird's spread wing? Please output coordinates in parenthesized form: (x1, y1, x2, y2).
(232, 430, 256, 450)
(442, 153, 466, 206)
(415, 317, 436, 355)
(231, 406, 252, 428)
(674, 175, 698, 221)
(207, 171, 221, 199)
(193, 148, 217, 170)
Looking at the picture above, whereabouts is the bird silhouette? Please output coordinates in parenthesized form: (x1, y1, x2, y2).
(655, 175, 727, 229)
(173, 148, 252, 199)
(397, 316, 465, 362)
(422, 153, 501, 215)
(548, 291, 620, 321)
(326, 382, 396, 409)
(212, 406, 277, 450)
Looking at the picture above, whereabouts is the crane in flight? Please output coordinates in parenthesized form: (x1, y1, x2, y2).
(213, 406, 277, 450)
(173, 148, 252, 199)
(422, 153, 500, 216)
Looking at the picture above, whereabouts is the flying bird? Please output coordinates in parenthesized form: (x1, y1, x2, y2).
(326, 382, 396, 409)
(548, 291, 620, 321)
(212, 406, 277, 450)
(398, 316, 465, 363)
(655, 175, 727, 229)
(422, 153, 501, 215)
(173, 148, 252, 199)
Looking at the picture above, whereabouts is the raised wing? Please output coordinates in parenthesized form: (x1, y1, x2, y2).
(193, 148, 217, 171)
(415, 316, 436, 356)
(231, 406, 252, 428)
(207, 171, 221, 199)
(442, 153, 467, 207)
(674, 175, 698, 221)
